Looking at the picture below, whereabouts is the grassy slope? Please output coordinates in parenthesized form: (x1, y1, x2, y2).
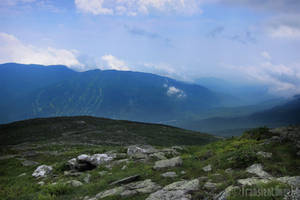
(0, 116, 217, 146)
(0, 124, 299, 199)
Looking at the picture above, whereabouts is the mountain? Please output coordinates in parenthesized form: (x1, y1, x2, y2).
(195, 77, 280, 105)
(175, 95, 300, 136)
(0, 116, 218, 146)
(0, 63, 234, 124)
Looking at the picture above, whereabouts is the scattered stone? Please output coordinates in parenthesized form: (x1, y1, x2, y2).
(84, 174, 91, 183)
(172, 146, 184, 151)
(277, 176, 300, 187)
(37, 181, 45, 186)
(121, 165, 127, 170)
(146, 179, 199, 200)
(150, 152, 167, 160)
(153, 156, 182, 170)
(203, 182, 218, 190)
(18, 173, 27, 177)
(256, 151, 272, 158)
(181, 170, 186, 175)
(214, 185, 239, 200)
(161, 172, 177, 178)
(32, 165, 53, 178)
(127, 145, 157, 157)
(238, 178, 271, 186)
(21, 160, 39, 167)
(68, 154, 113, 171)
(88, 179, 160, 199)
(67, 180, 83, 187)
(202, 164, 212, 172)
(110, 175, 140, 186)
(246, 164, 272, 178)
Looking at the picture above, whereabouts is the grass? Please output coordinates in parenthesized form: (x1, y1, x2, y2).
(0, 124, 299, 200)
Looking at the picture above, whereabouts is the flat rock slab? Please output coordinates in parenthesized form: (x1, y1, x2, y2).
(153, 157, 182, 170)
(246, 164, 272, 178)
(110, 175, 140, 186)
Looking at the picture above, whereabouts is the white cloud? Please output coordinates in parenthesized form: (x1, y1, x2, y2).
(75, 0, 113, 15)
(74, 0, 201, 16)
(166, 86, 186, 98)
(228, 60, 300, 96)
(0, 32, 83, 69)
(101, 54, 130, 71)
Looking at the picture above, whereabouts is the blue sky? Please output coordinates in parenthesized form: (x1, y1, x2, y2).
(0, 0, 300, 96)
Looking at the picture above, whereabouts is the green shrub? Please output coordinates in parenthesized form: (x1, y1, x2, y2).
(241, 127, 270, 141)
(42, 183, 73, 197)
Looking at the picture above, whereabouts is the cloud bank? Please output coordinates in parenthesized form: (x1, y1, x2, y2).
(0, 32, 83, 68)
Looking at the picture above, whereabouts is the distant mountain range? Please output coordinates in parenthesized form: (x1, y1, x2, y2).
(0, 63, 236, 124)
(1, 63, 299, 136)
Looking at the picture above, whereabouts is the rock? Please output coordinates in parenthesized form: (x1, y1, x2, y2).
(95, 186, 125, 199)
(161, 172, 177, 178)
(110, 153, 127, 160)
(18, 173, 27, 177)
(277, 176, 300, 187)
(237, 178, 271, 186)
(37, 181, 45, 186)
(284, 188, 300, 200)
(203, 182, 218, 190)
(172, 146, 184, 151)
(150, 152, 167, 160)
(153, 156, 182, 170)
(214, 185, 239, 200)
(181, 171, 186, 175)
(67, 180, 83, 187)
(68, 153, 113, 171)
(32, 165, 53, 178)
(124, 179, 161, 194)
(21, 160, 39, 167)
(110, 175, 140, 186)
(127, 145, 157, 157)
(202, 164, 212, 172)
(89, 154, 113, 166)
(256, 151, 272, 158)
(89, 179, 160, 199)
(146, 179, 199, 200)
(246, 164, 272, 178)
(84, 174, 91, 183)
(98, 171, 108, 176)
(121, 165, 127, 170)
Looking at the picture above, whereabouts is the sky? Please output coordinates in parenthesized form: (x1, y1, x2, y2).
(0, 0, 300, 96)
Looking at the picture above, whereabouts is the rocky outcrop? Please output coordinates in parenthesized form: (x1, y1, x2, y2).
(237, 178, 271, 186)
(161, 172, 177, 178)
(146, 179, 199, 200)
(214, 185, 239, 200)
(246, 164, 272, 179)
(32, 165, 53, 178)
(67, 154, 113, 171)
(202, 164, 212, 172)
(87, 179, 161, 199)
(153, 156, 182, 170)
(256, 151, 272, 158)
(277, 176, 300, 188)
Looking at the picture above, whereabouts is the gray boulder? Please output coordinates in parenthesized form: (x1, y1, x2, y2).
(67, 180, 83, 187)
(32, 165, 53, 178)
(214, 185, 239, 200)
(146, 179, 199, 200)
(277, 176, 300, 187)
(202, 164, 212, 172)
(161, 172, 177, 178)
(153, 157, 182, 170)
(246, 164, 272, 178)
(237, 178, 271, 186)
